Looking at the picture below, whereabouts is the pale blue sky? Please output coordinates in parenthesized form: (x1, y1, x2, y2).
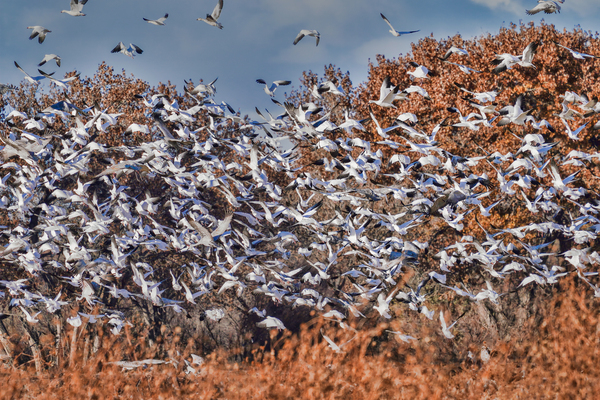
(1, 0, 598, 116)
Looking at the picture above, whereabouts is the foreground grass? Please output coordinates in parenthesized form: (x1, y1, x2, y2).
(1, 281, 598, 399)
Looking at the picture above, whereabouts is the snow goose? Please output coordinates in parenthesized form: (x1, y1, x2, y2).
(386, 330, 417, 343)
(368, 75, 399, 108)
(61, 0, 87, 16)
(197, 0, 224, 29)
(443, 60, 481, 74)
(144, 13, 168, 26)
(526, 0, 563, 15)
(440, 310, 457, 339)
(14, 61, 54, 84)
(184, 77, 218, 97)
(257, 316, 286, 330)
(440, 45, 469, 60)
(407, 62, 433, 79)
(553, 41, 597, 60)
(293, 30, 320, 46)
(561, 118, 588, 141)
(256, 79, 291, 97)
(38, 69, 80, 89)
(321, 330, 356, 353)
(19, 306, 40, 324)
(319, 80, 345, 96)
(38, 54, 61, 67)
(491, 41, 539, 73)
(496, 95, 532, 126)
(111, 42, 143, 58)
(454, 82, 499, 103)
(380, 13, 419, 36)
(447, 106, 486, 131)
(554, 102, 583, 120)
(27, 26, 51, 43)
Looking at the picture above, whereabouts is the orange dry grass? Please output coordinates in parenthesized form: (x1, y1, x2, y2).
(1, 280, 599, 399)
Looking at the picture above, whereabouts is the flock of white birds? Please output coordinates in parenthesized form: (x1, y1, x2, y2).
(1, 0, 600, 363)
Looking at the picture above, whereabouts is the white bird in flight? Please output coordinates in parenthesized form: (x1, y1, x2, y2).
(561, 118, 588, 141)
(39, 54, 61, 67)
(440, 46, 469, 61)
(320, 329, 356, 353)
(197, 0, 224, 29)
(38, 69, 80, 89)
(27, 26, 51, 43)
(111, 42, 143, 58)
(491, 41, 539, 73)
(20, 306, 41, 323)
(440, 310, 457, 339)
(144, 13, 169, 26)
(526, 0, 563, 15)
(380, 13, 419, 37)
(61, 0, 88, 16)
(553, 41, 597, 60)
(369, 75, 399, 108)
(14, 61, 54, 84)
(256, 79, 291, 97)
(257, 316, 286, 330)
(293, 30, 320, 46)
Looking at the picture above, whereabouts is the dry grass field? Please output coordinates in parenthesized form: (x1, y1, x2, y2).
(1, 277, 598, 399)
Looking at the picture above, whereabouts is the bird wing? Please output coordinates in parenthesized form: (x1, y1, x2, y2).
(158, 13, 169, 22)
(185, 215, 214, 245)
(14, 61, 32, 79)
(398, 30, 420, 35)
(293, 31, 306, 45)
(522, 41, 539, 63)
(211, 0, 223, 20)
(111, 42, 125, 53)
(211, 214, 233, 238)
(379, 75, 393, 100)
(131, 44, 143, 54)
(72, 0, 84, 11)
(526, 3, 545, 14)
(321, 330, 341, 352)
(380, 13, 395, 31)
(442, 48, 453, 60)
(439, 311, 447, 330)
(38, 54, 51, 66)
(37, 69, 59, 82)
(28, 28, 40, 40)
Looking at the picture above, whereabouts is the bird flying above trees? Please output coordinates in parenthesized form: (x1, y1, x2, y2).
(526, 0, 564, 15)
(293, 30, 320, 46)
(380, 13, 419, 37)
(14, 61, 54, 83)
(38, 54, 61, 67)
(197, 0, 224, 29)
(111, 42, 143, 58)
(256, 79, 291, 97)
(553, 41, 597, 60)
(61, 0, 88, 16)
(27, 26, 51, 43)
(440, 46, 469, 60)
(144, 13, 169, 26)
(491, 41, 539, 73)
